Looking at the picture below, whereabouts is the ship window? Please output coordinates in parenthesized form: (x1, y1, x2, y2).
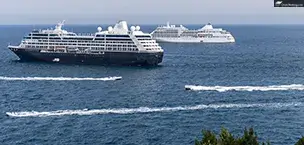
(32, 34, 48, 36)
(49, 37, 61, 40)
(105, 38, 132, 41)
(49, 34, 58, 36)
(106, 35, 129, 38)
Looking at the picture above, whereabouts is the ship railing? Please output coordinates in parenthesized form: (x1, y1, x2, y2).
(76, 33, 95, 36)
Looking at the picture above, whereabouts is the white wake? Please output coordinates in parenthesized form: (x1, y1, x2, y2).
(185, 84, 304, 92)
(6, 102, 301, 117)
(0, 76, 122, 81)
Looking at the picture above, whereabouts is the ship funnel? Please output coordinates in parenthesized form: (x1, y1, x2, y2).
(113, 20, 129, 34)
(201, 23, 213, 30)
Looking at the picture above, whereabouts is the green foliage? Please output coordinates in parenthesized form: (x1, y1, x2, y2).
(195, 127, 304, 145)
(237, 128, 259, 145)
(218, 128, 236, 145)
(295, 136, 304, 145)
(195, 127, 269, 145)
(195, 130, 217, 145)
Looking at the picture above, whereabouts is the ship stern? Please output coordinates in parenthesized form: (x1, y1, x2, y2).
(149, 51, 164, 65)
(138, 51, 164, 66)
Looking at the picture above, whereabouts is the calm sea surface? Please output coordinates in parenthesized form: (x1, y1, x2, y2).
(0, 24, 304, 145)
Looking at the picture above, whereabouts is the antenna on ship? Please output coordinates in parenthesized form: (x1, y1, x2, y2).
(56, 20, 65, 30)
(166, 21, 170, 27)
(32, 23, 36, 31)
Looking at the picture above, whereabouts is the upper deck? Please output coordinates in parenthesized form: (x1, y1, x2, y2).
(11, 20, 163, 54)
(26, 20, 153, 40)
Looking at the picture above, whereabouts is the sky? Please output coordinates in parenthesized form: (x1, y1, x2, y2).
(1, 0, 304, 24)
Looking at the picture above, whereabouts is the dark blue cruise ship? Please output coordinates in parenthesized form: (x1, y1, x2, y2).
(8, 20, 164, 66)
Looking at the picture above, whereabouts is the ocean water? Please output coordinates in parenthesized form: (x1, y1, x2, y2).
(1, 24, 304, 145)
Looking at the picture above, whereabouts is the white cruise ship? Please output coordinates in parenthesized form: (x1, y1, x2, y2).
(151, 22, 235, 43)
(8, 20, 164, 66)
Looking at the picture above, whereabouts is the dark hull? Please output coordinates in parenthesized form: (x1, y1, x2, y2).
(9, 48, 163, 66)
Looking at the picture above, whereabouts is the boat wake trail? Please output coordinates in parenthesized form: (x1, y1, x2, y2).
(6, 102, 302, 117)
(0, 76, 122, 81)
(185, 84, 304, 92)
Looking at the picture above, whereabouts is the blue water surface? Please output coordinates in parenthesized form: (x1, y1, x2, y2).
(0, 24, 304, 145)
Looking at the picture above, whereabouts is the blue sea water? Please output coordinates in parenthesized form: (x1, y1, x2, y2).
(0, 24, 304, 145)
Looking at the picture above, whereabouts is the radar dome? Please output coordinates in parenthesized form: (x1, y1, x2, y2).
(130, 26, 135, 31)
(97, 27, 102, 32)
(135, 26, 140, 31)
(108, 26, 113, 32)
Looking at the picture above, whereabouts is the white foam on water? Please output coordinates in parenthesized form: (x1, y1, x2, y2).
(185, 84, 304, 92)
(0, 76, 122, 81)
(6, 102, 301, 118)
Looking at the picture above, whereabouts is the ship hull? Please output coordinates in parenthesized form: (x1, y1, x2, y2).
(9, 48, 163, 66)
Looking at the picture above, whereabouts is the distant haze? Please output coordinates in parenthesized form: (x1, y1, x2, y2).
(1, 0, 304, 24)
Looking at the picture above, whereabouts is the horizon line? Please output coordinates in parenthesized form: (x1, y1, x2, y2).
(1, 23, 304, 26)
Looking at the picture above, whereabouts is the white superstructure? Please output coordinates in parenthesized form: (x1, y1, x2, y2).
(151, 22, 235, 43)
(13, 20, 163, 54)
(8, 20, 164, 66)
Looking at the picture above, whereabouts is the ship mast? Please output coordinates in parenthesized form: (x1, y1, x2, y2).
(56, 20, 65, 30)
